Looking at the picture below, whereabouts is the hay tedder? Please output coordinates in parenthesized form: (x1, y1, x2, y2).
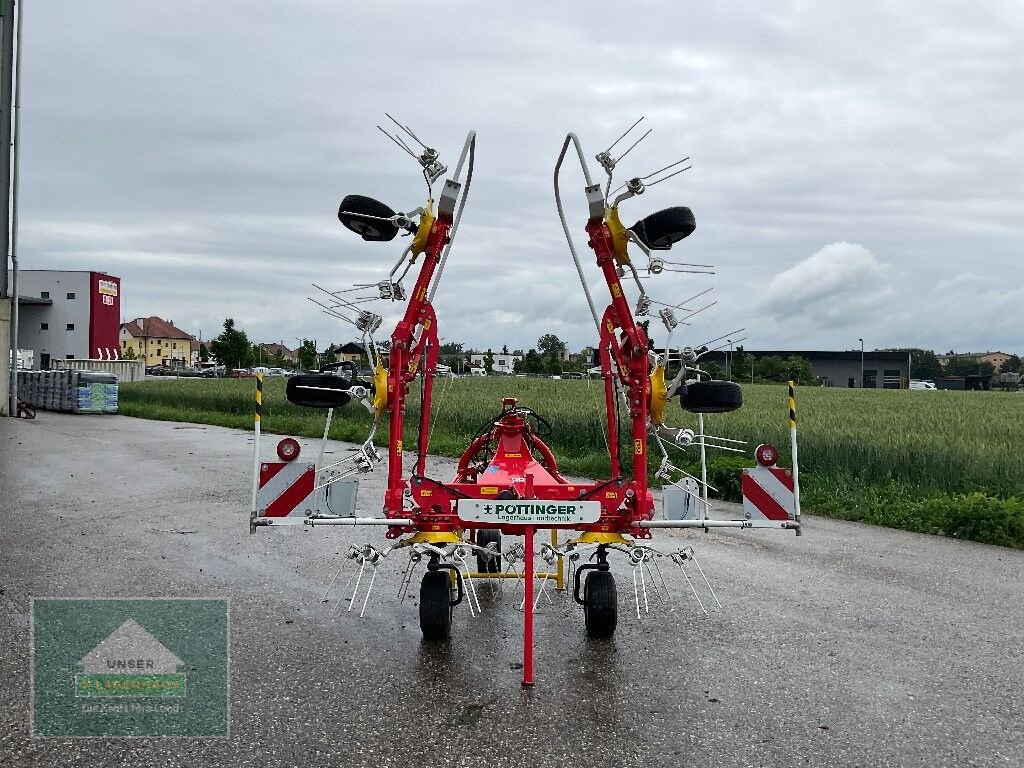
(249, 117, 801, 685)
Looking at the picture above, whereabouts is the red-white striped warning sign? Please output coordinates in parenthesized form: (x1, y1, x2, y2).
(256, 461, 318, 525)
(741, 464, 796, 521)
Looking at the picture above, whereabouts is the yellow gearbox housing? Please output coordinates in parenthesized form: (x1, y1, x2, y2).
(649, 363, 668, 425)
(605, 206, 631, 266)
(373, 362, 389, 414)
(410, 199, 435, 257)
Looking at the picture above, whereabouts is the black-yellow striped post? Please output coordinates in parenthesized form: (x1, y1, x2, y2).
(250, 372, 264, 529)
(788, 380, 802, 533)
(254, 372, 263, 423)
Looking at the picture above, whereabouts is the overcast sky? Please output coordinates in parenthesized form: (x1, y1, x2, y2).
(17, 1, 1024, 356)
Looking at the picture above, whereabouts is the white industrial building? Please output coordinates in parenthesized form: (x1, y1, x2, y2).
(16, 270, 122, 369)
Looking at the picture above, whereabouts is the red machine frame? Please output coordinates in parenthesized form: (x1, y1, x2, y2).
(251, 122, 801, 687)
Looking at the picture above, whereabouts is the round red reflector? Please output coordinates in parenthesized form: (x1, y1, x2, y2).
(755, 443, 779, 466)
(277, 438, 301, 462)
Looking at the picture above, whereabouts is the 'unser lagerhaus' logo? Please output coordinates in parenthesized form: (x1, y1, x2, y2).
(33, 598, 227, 737)
(75, 618, 187, 701)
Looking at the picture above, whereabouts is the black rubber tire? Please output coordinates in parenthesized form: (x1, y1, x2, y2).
(583, 570, 618, 639)
(337, 194, 399, 242)
(285, 374, 352, 409)
(631, 206, 696, 250)
(419, 570, 452, 641)
(475, 529, 502, 574)
(680, 380, 743, 414)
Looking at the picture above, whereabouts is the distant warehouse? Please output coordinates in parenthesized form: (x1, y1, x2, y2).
(701, 350, 911, 389)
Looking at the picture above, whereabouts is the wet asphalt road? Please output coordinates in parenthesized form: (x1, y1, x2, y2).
(1, 413, 1021, 767)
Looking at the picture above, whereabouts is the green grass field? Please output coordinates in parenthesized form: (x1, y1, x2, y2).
(119, 377, 1024, 548)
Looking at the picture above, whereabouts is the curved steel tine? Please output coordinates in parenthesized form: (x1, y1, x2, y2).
(616, 128, 653, 165)
(376, 124, 416, 158)
(331, 562, 359, 615)
(651, 555, 671, 601)
(645, 163, 692, 188)
(641, 156, 691, 182)
(321, 559, 348, 604)
(359, 566, 378, 618)
(602, 116, 645, 157)
(385, 112, 428, 150)
(680, 301, 718, 323)
(459, 551, 481, 616)
(531, 575, 554, 613)
(640, 558, 650, 614)
(677, 562, 708, 615)
(692, 555, 722, 610)
(397, 555, 418, 602)
(642, 558, 663, 605)
(346, 560, 367, 613)
(531, 577, 545, 613)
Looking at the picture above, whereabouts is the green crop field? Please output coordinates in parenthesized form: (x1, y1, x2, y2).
(119, 377, 1024, 548)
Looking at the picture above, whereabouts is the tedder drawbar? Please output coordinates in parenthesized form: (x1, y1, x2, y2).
(249, 117, 802, 685)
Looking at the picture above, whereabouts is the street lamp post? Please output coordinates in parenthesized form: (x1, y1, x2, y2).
(727, 339, 733, 381)
(859, 338, 865, 388)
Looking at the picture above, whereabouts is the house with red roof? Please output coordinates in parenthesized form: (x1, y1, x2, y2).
(120, 317, 196, 368)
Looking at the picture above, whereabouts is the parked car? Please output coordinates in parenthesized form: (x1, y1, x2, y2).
(909, 380, 937, 390)
(230, 369, 255, 378)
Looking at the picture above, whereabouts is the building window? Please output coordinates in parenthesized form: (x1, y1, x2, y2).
(66, 292, 76, 300)
(883, 369, 902, 389)
(41, 291, 50, 299)
(66, 354, 74, 359)
(40, 322, 48, 330)
(172, 342, 177, 350)
(66, 323, 75, 331)
(863, 369, 878, 388)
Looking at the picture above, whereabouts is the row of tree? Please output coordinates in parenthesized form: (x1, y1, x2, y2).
(202, 319, 318, 372)
(438, 334, 593, 376)
(713, 349, 817, 385)
(203, 320, 1022, 382)
(884, 348, 1021, 379)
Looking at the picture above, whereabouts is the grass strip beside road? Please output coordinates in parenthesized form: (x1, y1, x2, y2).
(119, 377, 1024, 549)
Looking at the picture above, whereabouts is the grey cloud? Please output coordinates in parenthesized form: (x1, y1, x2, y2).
(15, 1, 1024, 355)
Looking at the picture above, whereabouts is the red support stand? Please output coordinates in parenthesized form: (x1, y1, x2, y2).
(522, 525, 535, 687)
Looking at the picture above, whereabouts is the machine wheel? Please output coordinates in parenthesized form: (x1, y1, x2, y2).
(419, 570, 452, 641)
(337, 194, 400, 242)
(285, 374, 352, 409)
(475, 529, 502, 573)
(680, 380, 743, 414)
(631, 206, 696, 250)
(583, 570, 618, 639)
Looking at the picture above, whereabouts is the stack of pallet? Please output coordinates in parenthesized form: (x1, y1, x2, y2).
(17, 370, 118, 414)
